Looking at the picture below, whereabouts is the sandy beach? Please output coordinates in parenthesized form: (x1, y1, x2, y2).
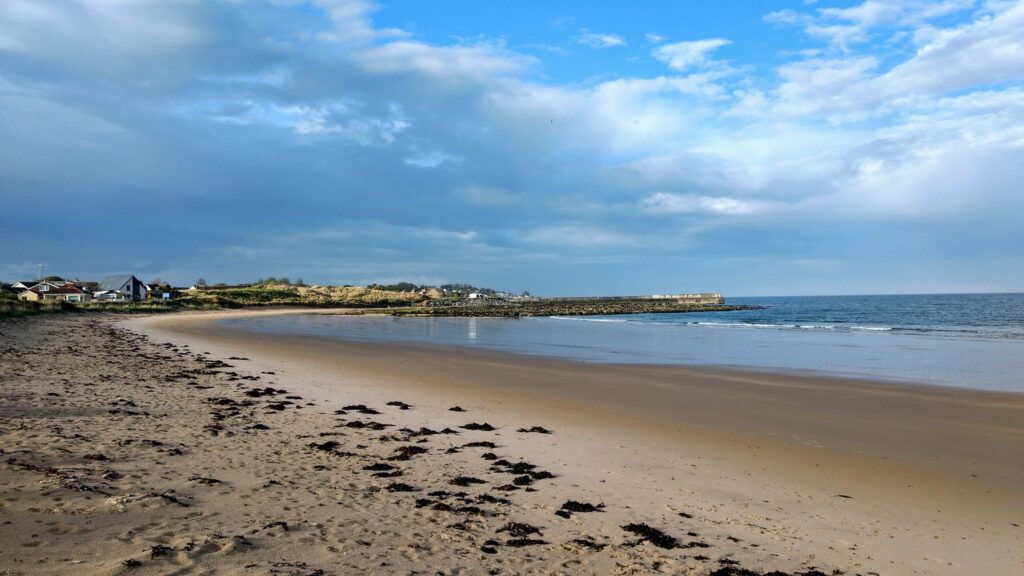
(2, 310, 1022, 575)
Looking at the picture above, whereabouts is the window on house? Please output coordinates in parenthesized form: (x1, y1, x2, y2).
(40, 284, 49, 292)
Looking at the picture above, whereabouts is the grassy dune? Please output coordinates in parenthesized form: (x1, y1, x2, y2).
(176, 284, 424, 308)
(0, 292, 46, 317)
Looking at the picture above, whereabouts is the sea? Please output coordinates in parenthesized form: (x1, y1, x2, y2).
(222, 293, 1024, 393)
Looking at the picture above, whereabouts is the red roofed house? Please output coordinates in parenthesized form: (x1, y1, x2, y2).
(18, 282, 91, 303)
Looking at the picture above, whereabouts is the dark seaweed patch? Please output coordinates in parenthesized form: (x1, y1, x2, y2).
(622, 523, 678, 549)
(388, 445, 428, 461)
(385, 482, 418, 492)
(462, 441, 498, 449)
(342, 404, 381, 415)
(569, 538, 607, 551)
(363, 462, 396, 472)
(498, 522, 542, 538)
(561, 500, 604, 513)
(505, 538, 547, 547)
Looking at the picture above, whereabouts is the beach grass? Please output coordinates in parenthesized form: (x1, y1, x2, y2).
(0, 292, 48, 317)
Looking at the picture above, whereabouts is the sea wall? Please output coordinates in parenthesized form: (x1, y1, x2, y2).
(392, 300, 756, 317)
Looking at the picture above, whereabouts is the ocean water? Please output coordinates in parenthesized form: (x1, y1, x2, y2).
(222, 293, 1024, 392)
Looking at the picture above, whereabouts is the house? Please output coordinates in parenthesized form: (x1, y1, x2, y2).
(10, 281, 39, 293)
(93, 290, 128, 301)
(18, 282, 90, 303)
(145, 283, 177, 300)
(422, 288, 444, 299)
(97, 275, 147, 302)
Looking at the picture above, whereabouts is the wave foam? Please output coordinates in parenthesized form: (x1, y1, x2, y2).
(548, 316, 629, 323)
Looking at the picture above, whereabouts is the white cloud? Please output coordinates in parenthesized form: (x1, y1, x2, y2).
(359, 40, 532, 79)
(877, 2, 1024, 95)
(769, 2, 1024, 116)
(265, 102, 411, 143)
(577, 31, 626, 49)
(766, 0, 977, 48)
(404, 150, 461, 168)
(520, 226, 636, 248)
(641, 193, 776, 216)
(312, 0, 407, 44)
(409, 226, 479, 242)
(773, 56, 880, 115)
(0, 0, 202, 61)
(789, 87, 1024, 219)
(560, 75, 730, 157)
(280, 222, 481, 246)
(652, 38, 731, 72)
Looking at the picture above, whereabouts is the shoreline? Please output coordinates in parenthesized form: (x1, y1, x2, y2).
(135, 310, 1024, 485)
(219, 307, 1024, 394)
(130, 309, 1024, 575)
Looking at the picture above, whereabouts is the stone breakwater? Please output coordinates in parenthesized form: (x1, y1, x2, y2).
(391, 301, 761, 318)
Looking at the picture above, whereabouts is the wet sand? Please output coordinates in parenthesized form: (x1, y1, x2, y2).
(2, 310, 1022, 575)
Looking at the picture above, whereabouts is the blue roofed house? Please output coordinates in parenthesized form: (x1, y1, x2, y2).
(95, 275, 147, 302)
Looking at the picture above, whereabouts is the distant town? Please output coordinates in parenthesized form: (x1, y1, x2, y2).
(5, 275, 154, 303)
(1, 274, 741, 318)
(0, 275, 515, 304)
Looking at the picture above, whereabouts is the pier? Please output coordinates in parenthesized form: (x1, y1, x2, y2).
(407, 292, 752, 317)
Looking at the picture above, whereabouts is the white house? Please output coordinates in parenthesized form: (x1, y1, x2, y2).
(97, 275, 147, 302)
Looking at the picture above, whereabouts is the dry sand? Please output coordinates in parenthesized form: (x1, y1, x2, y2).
(2, 310, 1022, 575)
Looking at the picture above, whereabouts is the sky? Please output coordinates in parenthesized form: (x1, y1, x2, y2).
(1, 0, 1023, 296)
